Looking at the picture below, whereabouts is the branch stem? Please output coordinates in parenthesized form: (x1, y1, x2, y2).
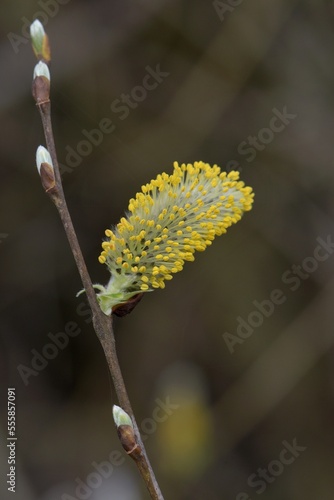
(35, 98, 164, 500)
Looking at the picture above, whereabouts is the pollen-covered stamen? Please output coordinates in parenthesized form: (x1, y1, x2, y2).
(96, 161, 254, 315)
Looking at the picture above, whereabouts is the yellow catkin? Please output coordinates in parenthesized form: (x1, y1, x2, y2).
(96, 161, 254, 314)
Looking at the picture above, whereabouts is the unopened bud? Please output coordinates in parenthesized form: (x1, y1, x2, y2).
(33, 61, 50, 81)
(113, 405, 133, 428)
(113, 405, 137, 454)
(36, 146, 56, 192)
(30, 20, 51, 63)
(32, 62, 50, 104)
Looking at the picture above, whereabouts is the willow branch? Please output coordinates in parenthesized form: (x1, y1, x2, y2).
(32, 62, 163, 500)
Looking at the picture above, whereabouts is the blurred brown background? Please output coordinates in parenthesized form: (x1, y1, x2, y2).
(1, 0, 334, 499)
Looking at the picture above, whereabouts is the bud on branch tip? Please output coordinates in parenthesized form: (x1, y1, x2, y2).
(30, 20, 51, 63)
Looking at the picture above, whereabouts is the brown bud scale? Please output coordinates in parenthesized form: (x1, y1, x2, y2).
(112, 293, 144, 317)
(32, 76, 50, 105)
(117, 424, 137, 453)
(40, 162, 56, 192)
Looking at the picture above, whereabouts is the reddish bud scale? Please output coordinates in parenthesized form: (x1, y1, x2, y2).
(32, 75, 50, 104)
(117, 424, 138, 454)
(40, 162, 56, 193)
(112, 293, 144, 316)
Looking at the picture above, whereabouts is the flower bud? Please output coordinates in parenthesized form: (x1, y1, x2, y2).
(36, 146, 55, 192)
(30, 20, 51, 63)
(113, 405, 137, 454)
(113, 405, 133, 428)
(33, 61, 50, 81)
(32, 62, 50, 104)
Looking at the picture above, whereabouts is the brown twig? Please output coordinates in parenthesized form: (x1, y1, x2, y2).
(32, 72, 164, 500)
